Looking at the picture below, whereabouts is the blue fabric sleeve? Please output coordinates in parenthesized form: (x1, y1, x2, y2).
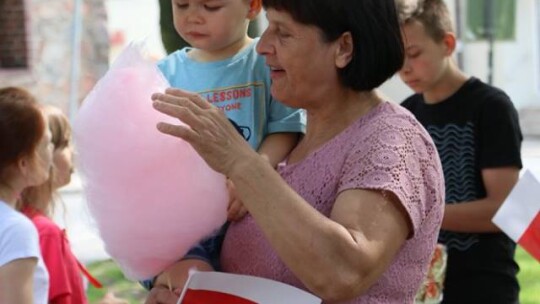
(268, 98, 306, 134)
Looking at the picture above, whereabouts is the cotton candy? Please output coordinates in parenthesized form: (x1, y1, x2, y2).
(73, 44, 228, 280)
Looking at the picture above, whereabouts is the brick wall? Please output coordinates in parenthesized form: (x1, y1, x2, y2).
(0, 0, 28, 69)
(0, 0, 109, 115)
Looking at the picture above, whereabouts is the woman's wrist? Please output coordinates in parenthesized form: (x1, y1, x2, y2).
(228, 153, 271, 181)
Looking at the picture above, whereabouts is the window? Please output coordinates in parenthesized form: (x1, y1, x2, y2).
(465, 0, 516, 41)
(0, 0, 29, 69)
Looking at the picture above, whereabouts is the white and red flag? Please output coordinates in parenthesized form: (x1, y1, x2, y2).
(177, 271, 321, 304)
(493, 169, 540, 262)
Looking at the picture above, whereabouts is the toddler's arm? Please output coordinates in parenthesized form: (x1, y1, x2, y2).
(257, 132, 301, 168)
(144, 259, 213, 304)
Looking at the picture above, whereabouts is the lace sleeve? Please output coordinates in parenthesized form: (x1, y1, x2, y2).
(338, 116, 443, 236)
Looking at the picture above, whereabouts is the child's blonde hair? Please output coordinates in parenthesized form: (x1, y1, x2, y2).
(18, 106, 71, 216)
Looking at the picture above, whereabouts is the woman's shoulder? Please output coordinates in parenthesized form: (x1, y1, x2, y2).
(352, 101, 427, 143)
(0, 207, 39, 264)
(346, 101, 441, 173)
(376, 101, 423, 126)
(0, 205, 36, 237)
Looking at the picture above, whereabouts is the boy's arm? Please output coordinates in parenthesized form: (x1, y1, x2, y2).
(441, 166, 519, 232)
(257, 132, 300, 168)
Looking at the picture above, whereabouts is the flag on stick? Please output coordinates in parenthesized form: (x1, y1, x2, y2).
(493, 170, 540, 262)
(177, 271, 321, 304)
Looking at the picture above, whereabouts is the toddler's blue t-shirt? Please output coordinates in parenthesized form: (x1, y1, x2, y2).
(158, 38, 306, 150)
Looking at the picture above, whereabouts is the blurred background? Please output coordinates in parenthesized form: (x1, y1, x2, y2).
(1, 0, 539, 303)
(2, 0, 540, 133)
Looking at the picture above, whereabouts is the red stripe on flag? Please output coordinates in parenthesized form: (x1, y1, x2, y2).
(518, 211, 540, 262)
(181, 289, 258, 304)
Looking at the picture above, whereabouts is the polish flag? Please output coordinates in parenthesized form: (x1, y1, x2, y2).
(177, 271, 321, 304)
(493, 170, 540, 262)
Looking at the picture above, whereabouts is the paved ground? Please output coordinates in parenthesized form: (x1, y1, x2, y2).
(58, 137, 540, 264)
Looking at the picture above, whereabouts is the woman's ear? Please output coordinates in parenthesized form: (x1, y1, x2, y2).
(442, 32, 457, 56)
(17, 157, 30, 178)
(335, 32, 354, 68)
(247, 0, 262, 20)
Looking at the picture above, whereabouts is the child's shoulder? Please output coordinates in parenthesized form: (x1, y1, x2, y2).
(456, 78, 517, 118)
(231, 37, 263, 64)
(158, 48, 189, 66)
(156, 48, 188, 77)
(461, 77, 506, 97)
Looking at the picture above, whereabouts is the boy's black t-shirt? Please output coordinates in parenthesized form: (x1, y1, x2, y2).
(402, 77, 522, 303)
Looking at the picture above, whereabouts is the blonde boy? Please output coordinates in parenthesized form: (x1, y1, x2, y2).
(398, 1, 522, 303)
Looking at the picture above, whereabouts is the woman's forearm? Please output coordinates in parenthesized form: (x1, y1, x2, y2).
(228, 156, 391, 301)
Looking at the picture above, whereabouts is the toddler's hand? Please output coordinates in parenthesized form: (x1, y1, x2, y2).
(99, 291, 128, 304)
(144, 286, 179, 304)
(226, 179, 248, 221)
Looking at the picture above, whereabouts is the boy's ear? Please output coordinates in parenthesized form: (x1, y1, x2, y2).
(247, 0, 262, 20)
(442, 32, 457, 56)
(335, 31, 353, 68)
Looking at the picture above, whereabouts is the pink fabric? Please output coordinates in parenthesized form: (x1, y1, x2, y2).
(221, 102, 445, 303)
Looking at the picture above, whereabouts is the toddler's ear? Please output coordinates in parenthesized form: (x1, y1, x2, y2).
(247, 0, 262, 20)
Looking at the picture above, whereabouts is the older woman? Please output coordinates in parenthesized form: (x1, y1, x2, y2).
(150, 0, 444, 303)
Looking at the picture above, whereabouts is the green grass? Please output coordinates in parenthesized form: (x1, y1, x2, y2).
(516, 247, 540, 304)
(86, 248, 539, 304)
(86, 259, 146, 303)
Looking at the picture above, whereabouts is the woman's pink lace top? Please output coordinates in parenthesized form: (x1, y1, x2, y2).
(221, 102, 445, 303)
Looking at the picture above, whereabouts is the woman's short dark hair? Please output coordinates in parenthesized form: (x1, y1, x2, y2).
(0, 87, 45, 175)
(263, 0, 404, 91)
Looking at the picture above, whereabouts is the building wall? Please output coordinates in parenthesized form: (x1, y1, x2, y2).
(0, 0, 109, 115)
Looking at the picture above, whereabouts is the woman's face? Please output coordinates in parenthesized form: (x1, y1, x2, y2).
(52, 144, 73, 189)
(256, 9, 341, 108)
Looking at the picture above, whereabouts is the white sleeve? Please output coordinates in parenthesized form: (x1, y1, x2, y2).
(0, 215, 40, 267)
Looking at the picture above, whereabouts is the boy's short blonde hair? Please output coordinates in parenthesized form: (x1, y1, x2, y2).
(396, 0, 454, 42)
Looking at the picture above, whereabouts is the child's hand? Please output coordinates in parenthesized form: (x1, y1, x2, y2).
(227, 179, 248, 221)
(99, 291, 128, 304)
(144, 286, 179, 304)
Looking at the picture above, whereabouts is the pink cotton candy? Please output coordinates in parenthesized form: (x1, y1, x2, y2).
(73, 44, 228, 280)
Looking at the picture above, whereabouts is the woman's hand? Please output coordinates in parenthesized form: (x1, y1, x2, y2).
(152, 88, 256, 177)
